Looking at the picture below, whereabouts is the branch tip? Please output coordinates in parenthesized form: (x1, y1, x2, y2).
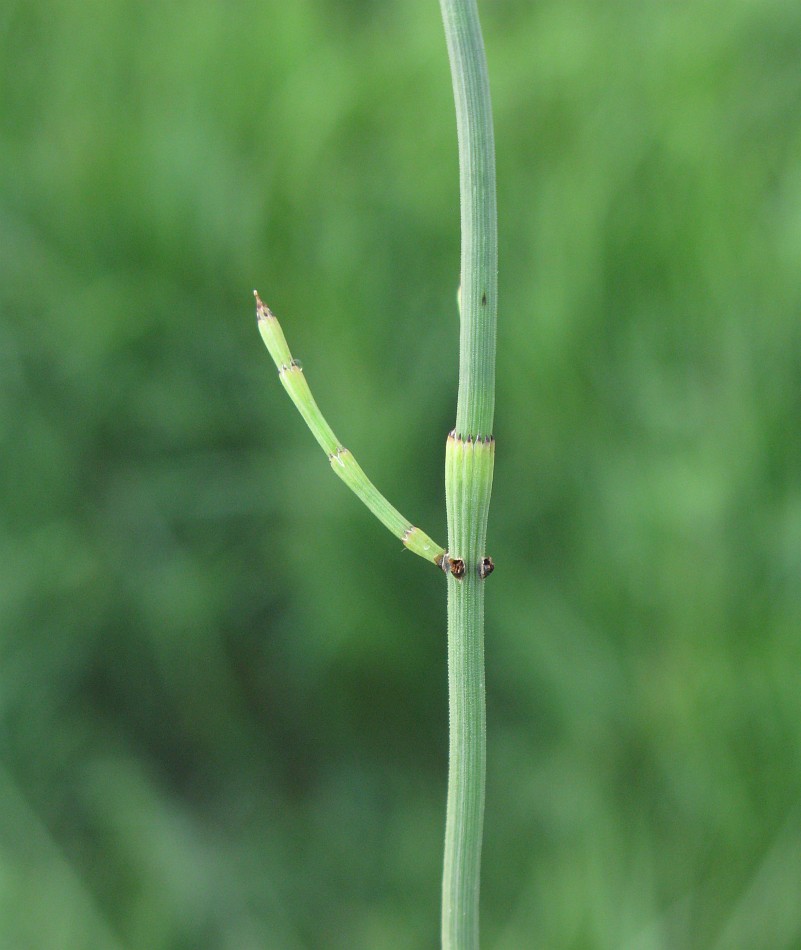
(254, 289, 272, 322)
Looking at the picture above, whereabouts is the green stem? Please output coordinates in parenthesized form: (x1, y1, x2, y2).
(255, 292, 447, 566)
(438, 0, 497, 947)
(440, 0, 497, 439)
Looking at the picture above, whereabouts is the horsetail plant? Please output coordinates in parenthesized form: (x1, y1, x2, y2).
(255, 0, 496, 945)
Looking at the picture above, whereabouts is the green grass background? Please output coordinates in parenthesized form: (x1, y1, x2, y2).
(2, 1, 801, 947)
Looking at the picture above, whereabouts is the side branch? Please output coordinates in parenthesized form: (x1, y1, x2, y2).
(255, 291, 446, 567)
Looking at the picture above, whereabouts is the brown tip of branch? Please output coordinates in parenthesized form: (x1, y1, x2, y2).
(254, 289, 273, 322)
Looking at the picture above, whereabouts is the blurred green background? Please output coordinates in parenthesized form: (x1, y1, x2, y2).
(2, 0, 801, 947)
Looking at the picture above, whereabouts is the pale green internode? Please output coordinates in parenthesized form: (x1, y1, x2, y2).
(445, 431, 495, 573)
(255, 291, 447, 567)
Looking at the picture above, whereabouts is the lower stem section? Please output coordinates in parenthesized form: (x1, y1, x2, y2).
(442, 571, 486, 950)
(442, 432, 493, 949)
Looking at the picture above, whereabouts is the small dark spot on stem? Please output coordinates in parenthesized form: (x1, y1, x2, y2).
(481, 292, 487, 306)
(479, 556, 494, 579)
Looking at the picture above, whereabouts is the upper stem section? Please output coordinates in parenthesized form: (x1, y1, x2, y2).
(439, 0, 497, 439)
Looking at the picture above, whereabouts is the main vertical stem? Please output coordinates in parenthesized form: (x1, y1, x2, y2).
(438, 0, 497, 948)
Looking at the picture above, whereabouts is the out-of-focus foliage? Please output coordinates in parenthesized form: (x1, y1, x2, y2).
(2, 1, 801, 946)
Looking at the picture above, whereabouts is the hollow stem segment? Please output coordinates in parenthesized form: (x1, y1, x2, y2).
(255, 292, 446, 566)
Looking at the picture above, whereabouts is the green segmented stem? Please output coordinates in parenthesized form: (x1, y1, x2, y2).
(439, 0, 497, 946)
(254, 0, 498, 940)
(255, 292, 446, 566)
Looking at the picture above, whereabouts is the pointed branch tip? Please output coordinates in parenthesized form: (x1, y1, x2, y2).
(254, 290, 273, 322)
